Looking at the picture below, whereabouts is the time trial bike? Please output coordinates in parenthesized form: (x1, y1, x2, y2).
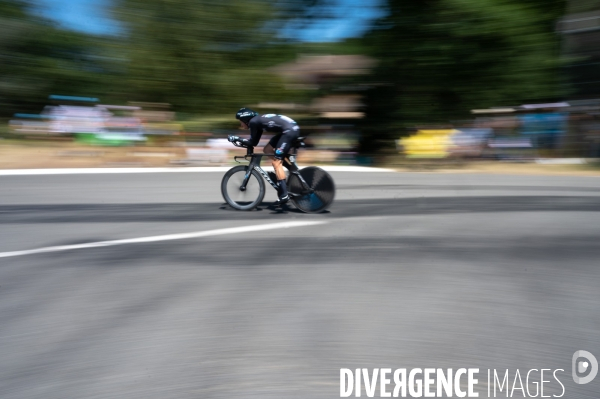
(221, 136, 335, 213)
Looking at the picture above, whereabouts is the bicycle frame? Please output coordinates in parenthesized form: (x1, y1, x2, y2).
(233, 148, 313, 197)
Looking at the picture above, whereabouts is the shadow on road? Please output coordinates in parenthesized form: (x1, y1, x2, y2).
(1, 196, 599, 224)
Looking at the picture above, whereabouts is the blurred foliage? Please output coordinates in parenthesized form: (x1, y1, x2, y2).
(108, 0, 310, 112)
(0, 0, 576, 155)
(0, 0, 111, 115)
(359, 0, 567, 151)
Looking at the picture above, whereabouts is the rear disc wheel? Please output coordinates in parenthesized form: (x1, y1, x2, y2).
(288, 166, 335, 213)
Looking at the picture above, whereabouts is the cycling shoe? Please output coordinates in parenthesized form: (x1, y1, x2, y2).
(273, 194, 289, 206)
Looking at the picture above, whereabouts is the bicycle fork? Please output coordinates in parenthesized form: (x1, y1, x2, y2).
(239, 157, 259, 191)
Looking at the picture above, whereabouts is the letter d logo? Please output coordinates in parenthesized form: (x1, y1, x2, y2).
(572, 350, 598, 384)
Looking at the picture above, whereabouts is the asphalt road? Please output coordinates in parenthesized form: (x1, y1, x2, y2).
(1, 170, 600, 398)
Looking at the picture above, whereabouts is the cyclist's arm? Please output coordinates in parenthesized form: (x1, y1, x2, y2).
(227, 136, 254, 155)
(248, 119, 263, 147)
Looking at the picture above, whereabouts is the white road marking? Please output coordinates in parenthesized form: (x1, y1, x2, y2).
(0, 166, 394, 176)
(0, 221, 327, 258)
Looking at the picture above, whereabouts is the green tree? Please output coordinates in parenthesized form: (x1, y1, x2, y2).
(110, 0, 306, 113)
(360, 0, 567, 151)
(0, 0, 110, 116)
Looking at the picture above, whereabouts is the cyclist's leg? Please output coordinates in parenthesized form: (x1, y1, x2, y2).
(272, 130, 299, 202)
(264, 133, 280, 154)
(264, 135, 280, 187)
(265, 134, 292, 171)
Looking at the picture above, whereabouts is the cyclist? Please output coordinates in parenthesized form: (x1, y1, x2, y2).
(229, 107, 300, 205)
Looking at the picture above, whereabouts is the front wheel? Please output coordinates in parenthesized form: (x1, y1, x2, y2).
(288, 166, 335, 213)
(221, 165, 265, 210)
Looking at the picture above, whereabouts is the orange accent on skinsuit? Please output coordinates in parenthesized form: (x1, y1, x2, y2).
(272, 158, 286, 180)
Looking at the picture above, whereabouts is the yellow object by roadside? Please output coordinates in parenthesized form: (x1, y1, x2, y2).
(398, 129, 458, 158)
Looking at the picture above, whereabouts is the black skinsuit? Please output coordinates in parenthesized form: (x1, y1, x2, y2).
(247, 114, 300, 155)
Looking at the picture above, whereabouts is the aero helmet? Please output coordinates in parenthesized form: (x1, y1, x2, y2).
(235, 108, 258, 124)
